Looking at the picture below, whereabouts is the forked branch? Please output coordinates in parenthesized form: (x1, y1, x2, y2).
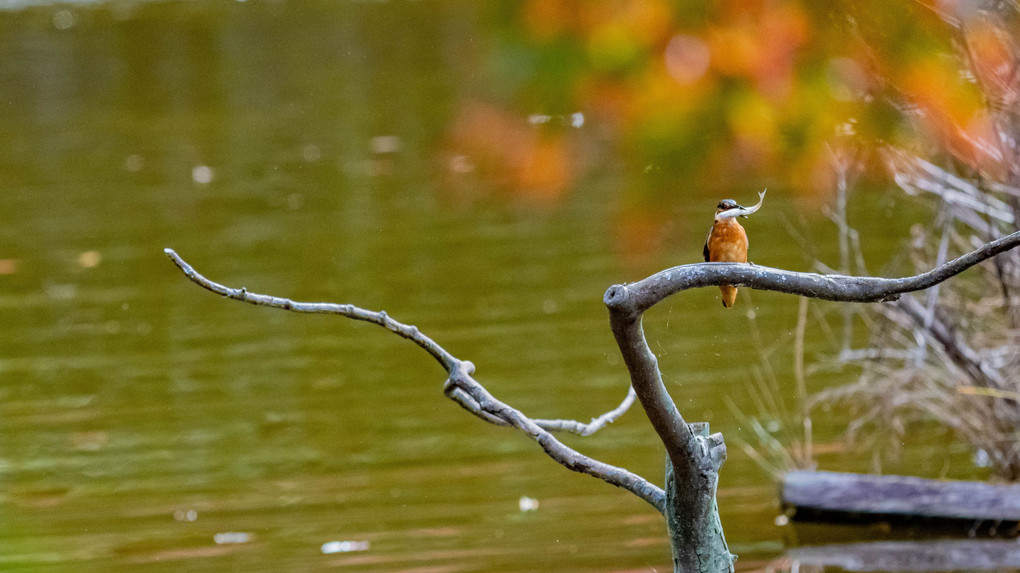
(163, 248, 665, 512)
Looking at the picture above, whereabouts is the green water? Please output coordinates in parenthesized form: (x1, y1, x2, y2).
(0, 1, 983, 571)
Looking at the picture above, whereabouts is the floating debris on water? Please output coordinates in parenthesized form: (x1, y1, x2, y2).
(173, 509, 198, 522)
(213, 532, 252, 544)
(518, 495, 540, 512)
(321, 540, 370, 554)
(192, 165, 214, 184)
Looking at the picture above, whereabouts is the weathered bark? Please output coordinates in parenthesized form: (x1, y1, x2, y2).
(782, 470, 1020, 521)
(664, 424, 732, 572)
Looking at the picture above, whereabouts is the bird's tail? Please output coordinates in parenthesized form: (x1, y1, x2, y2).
(720, 285, 738, 308)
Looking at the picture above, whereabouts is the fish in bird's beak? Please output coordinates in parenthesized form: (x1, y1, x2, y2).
(716, 189, 766, 220)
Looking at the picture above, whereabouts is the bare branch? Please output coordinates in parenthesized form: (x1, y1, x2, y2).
(163, 248, 459, 371)
(603, 229, 1020, 471)
(884, 148, 1016, 230)
(895, 294, 1008, 390)
(610, 230, 1020, 315)
(163, 248, 665, 513)
(533, 385, 637, 436)
(443, 364, 666, 512)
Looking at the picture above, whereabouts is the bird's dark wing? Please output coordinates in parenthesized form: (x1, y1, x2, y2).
(702, 228, 711, 262)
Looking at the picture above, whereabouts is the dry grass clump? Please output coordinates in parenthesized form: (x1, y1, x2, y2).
(816, 150, 1020, 481)
(812, 1, 1020, 482)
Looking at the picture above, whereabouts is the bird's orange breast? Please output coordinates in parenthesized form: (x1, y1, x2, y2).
(707, 219, 748, 263)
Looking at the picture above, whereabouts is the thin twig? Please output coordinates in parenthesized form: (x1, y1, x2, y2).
(885, 149, 1016, 230)
(793, 297, 814, 469)
(163, 249, 459, 371)
(533, 386, 637, 436)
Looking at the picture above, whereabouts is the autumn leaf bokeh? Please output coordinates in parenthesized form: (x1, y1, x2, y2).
(440, 0, 1020, 259)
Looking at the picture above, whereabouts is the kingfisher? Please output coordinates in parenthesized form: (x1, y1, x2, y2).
(702, 190, 766, 308)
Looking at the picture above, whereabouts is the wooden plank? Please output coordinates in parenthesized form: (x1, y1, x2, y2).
(781, 470, 1020, 521)
(787, 540, 1020, 571)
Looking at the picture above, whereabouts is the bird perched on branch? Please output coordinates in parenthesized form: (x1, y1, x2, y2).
(703, 190, 766, 308)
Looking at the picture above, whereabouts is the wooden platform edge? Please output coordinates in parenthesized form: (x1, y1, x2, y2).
(781, 470, 1020, 521)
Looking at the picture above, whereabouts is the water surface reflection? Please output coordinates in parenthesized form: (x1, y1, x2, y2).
(0, 1, 971, 571)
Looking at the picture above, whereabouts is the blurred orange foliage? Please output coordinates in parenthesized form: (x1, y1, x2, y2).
(517, 0, 1016, 191)
(444, 101, 573, 206)
(447, 0, 1019, 257)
